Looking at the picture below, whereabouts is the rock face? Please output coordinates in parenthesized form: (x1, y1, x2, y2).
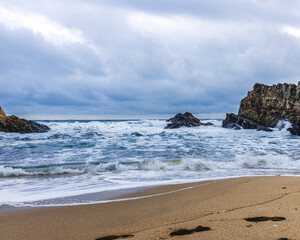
(165, 112, 213, 129)
(0, 107, 50, 133)
(288, 125, 300, 135)
(223, 82, 300, 135)
(0, 106, 5, 116)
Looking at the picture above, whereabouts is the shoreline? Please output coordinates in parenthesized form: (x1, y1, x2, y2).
(0, 174, 283, 208)
(2, 176, 300, 239)
(0, 174, 289, 208)
(0, 178, 223, 211)
(0, 175, 243, 208)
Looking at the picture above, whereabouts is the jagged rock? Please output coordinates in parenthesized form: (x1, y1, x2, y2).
(165, 112, 201, 129)
(222, 113, 259, 129)
(223, 82, 300, 135)
(165, 112, 213, 129)
(239, 82, 300, 127)
(0, 106, 50, 133)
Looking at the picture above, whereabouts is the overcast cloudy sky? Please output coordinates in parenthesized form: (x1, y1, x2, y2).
(1, 0, 300, 119)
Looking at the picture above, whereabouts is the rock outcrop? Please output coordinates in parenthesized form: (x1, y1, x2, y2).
(0, 106, 50, 133)
(222, 113, 259, 130)
(223, 82, 300, 135)
(165, 112, 213, 129)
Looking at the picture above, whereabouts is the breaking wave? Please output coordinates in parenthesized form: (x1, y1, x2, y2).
(0, 119, 299, 206)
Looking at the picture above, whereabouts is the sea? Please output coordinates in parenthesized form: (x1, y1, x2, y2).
(0, 119, 299, 207)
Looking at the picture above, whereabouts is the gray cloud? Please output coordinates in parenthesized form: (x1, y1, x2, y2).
(0, 0, 300, 118)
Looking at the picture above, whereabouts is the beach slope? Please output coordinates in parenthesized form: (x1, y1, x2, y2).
(1, 176, 300, 240)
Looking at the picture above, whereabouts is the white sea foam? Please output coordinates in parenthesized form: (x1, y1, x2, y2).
(275, 120, 292, 131)
(0, 119, 299, 206)
(0, 166, 28, 177)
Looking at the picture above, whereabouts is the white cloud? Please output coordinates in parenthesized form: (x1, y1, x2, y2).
(282, 25, 300, 38)
(0, 5, 86, 46)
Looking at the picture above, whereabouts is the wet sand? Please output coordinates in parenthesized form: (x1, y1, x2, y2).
(1, 176, 300, 239)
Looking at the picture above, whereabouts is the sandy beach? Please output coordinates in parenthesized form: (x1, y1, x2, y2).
(1, 176, 300, 240)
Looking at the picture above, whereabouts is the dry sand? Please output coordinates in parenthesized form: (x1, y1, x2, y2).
(1, 176, 300, 240)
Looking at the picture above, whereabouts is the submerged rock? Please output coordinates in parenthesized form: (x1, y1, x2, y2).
(0, 106, 50, 133)
(165, 112, 213, 129)
(223, 82, 300, 135)
(257, 126, 273, 132)
(201, 122, 214, 126)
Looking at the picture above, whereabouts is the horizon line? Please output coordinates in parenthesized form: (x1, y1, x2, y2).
(19, 113, 227, 121)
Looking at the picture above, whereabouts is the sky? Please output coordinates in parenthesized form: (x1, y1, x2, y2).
(1, 0, 300, 119)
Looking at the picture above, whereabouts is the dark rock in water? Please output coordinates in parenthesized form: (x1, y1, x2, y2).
(165, 112, 201, 129)
(222, 113, 259, 129)
(222, 116, 273, 131)
(257, 126, 273, 132)
(165, 112, 213, 129)
(288, 125, 300, 136)
(0, 106, 50, 133)
(201, 122, 214, 126)
(227, 123, 242, 130)
(223, 82, 300, 135)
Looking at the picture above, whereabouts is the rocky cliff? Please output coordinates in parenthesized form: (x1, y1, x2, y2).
(0, 106, 50, 133)
(223, 82, 300, 135)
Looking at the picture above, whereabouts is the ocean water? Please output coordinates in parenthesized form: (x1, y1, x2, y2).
(0, 119, 299, 207)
